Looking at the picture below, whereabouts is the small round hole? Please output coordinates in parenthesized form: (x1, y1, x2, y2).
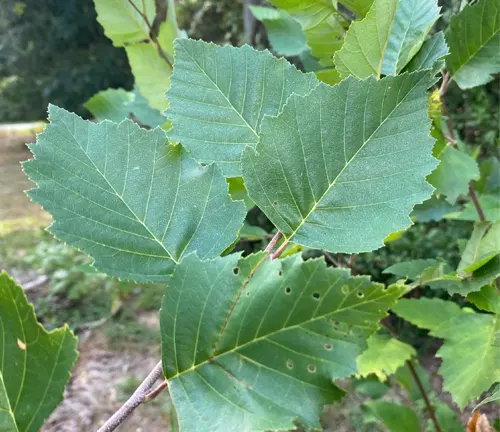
(357, 291, 364, 298)
(278, 270, 283, 276)
(285, 287, 291, 294)
(246, 292, 250, 296)
(233, 267, 239, 275)
(341, 285, 350, 295)
(307, 364, 316, 373)
(312, 292, 320, 300)
(273, 201, 278, 206)
(324, 343, 333, 351)
(286, 359, 293, 369)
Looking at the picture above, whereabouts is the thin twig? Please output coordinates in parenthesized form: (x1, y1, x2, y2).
(323, 251, 342, 267)
(348, 255, 357, 275)
(144, 379, 169, 402)
(97, 361, 164, 432)
(468, 182, 486, 222)
(126, 0, 173, 69)
(407, 360, 443, 432)
(265, 232, 282, 254)
(439, 71, 451, 97)
(271, 238, 289, 260)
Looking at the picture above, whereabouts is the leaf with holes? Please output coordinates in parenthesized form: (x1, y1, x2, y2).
(445, 0, 500, 89)
(393, 298, 500, 409)
(160, 253, 405, 431)
(242, 72, 437, 254)
(334, 0, 440, 79)
(23, 106, 245, 282)
(356, 333, 416, 381)
(166, 39, 318, 177)
(0, 271, 78, 432)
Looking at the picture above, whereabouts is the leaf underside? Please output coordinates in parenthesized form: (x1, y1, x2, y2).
(0, 271, 78, 432)
(161, 253, 404, 432)
(334, 0, 439, 79)
(23, 106, 245, 282)
(242, 72, 437, 254)
(166, 39, 318, 177)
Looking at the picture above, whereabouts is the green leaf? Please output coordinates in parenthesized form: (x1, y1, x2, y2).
(242, 72, 436, 254)
(84, 87, 166, 128)
(427, 145, 480, 204)
(166, 39, 318, 177)
(411, 195, 460, 222)
(249, 6, 308, 57)
(430, 403, 463, 432)
(445, 0, 500, 89)
(474, 384, 500, 411)
(457, 222, 500, 276)
(0, 271, 78, 432)
(23, 106, 245, 282)
(356, 333, 416, 380)
(239, 222, 268, 241)
(394, 361, 431, 401)
(476, 157, 500, 194)
(268, 0, 347, 67)
(468, 285, 500, 314)
(160, 253, 405, 431)
(334, 0, 439, 79)
(383, 258, 444, 279)
(340, 0, 375, 17)
(448, 193, 500, 222)
(393, 298, 500, 408)
(93, 0, 156, 47)
(380, 0, 440, 76)
(403, 31, 449, 77)
(125, 43, 172, 112)
(363, 401, 420, 432)
(94, 0, 181, 112)
(352, 376, 390, 399)
(227, 177, 254, 210)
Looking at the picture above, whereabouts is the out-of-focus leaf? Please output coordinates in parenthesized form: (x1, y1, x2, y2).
(474, 384, 500, 411)
(411, 196, 461, 222)
(249, 6, 308, 57)
(468, 285, 500, 314)
(445, 0, 500, 89)
(428, 145, 480, 204)
(357, 333, 416, 380)
(363, 401, 420, 432)
(0, 271, 78, 432)
(393, 298, 500, 409)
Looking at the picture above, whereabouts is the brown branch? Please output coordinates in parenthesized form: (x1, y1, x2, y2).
(265, 232, 282, 254)
(126, 0, 173, 69)
(324, 251, 342, 267)
(97, 361, 165, 432)
(144, 379, 168, 402)
(407, 360, 442, 432)
(468, 182, 486, 222)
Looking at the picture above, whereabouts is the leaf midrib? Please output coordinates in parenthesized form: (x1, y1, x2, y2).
(177, 43, 260, 141)
(284, 73, 427, 244)
(168, 285, 397, 380)
(57, 117, 178, 263)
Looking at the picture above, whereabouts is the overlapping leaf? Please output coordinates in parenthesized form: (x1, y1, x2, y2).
(363, 401, 420, 432)
(393, 298, 500, 408)
(23, 106, 245, 282)
(0, 271, 78, 432)
(166, 39, 318, 177)
(160, 253, 405, 431)
(339, 0, 374, 17)
(249, 6, 308, 57)
(356, 333, 416, 380)
(445, 0, 500, 89)
(403, 32, 448, 76)
(84, 87, 166, 128)
(268, 0, 347, 67)
(334, 0, 439, 79)
(242, 72, 437, 254)
(427, 145, 480, 204)
(457, 222, 500, 276)
(94, 0, 182, 111)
